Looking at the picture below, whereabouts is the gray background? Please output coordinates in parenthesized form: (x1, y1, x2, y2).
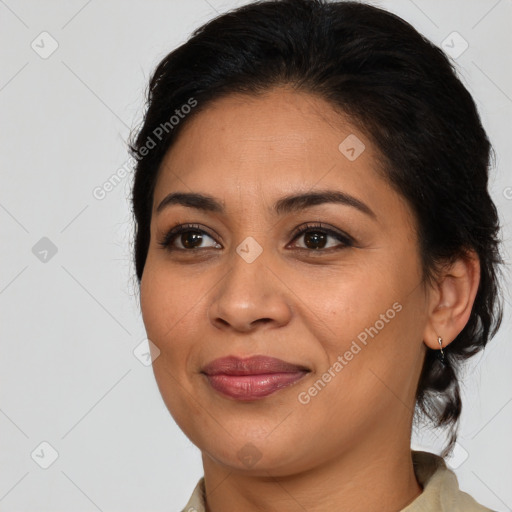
(1, 0, 511, 510)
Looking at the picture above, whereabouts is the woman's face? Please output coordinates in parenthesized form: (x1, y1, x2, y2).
(140, 87, 430, 475)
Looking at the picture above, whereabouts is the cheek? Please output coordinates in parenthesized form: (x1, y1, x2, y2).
(140, 261, 198, 342)
(139, 264, 204, 425)
(298, 254, 424, 393)
(291, 260, 404, 350)
(140, 267, 168, 343)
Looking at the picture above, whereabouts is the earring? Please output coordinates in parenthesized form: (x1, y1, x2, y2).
(437, 336, 446, 365)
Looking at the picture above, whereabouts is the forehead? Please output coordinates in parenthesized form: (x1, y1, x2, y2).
(150, 87, 414, 229)
(156, 89, 380, 185)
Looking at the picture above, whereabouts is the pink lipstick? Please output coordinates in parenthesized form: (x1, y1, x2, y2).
(201, 355, 310, 401)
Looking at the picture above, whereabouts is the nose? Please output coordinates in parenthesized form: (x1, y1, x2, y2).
(207, 248, 292, 333)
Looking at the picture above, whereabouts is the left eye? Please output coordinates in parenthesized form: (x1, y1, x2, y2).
(289, 224, 354, 251)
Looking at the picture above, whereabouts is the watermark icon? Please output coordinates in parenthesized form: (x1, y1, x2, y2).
(31, 31, 59, 59)
(31, 441, 59, 469)
(445, 441, 469, 469)
(92, 158, 134, 200)
(32, 237, 58, 263)
(298, 301, 402, 405)
(132, 97, 198, 162)
(441, 31, 469, 60)
(338, 134, 365, 161)
(236, 236, 263, 263)
(503, 187, 512, 200)
(133, 338, 160, 366)
(237, 442, 262, 468)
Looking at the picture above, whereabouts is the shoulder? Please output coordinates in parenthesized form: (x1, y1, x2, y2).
(403, 450, 495, 512)
(179, 477, 206, 512)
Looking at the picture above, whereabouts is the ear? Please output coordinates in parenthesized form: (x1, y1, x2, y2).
(422, 250, 480, 351)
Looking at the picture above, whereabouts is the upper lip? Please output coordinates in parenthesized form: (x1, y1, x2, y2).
(201, 355, 310, 376)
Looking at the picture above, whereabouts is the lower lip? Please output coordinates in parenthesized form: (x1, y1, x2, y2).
(204, 372, 308, 401)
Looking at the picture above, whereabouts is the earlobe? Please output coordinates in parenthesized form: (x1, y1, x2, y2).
(422, 251, 480, 351)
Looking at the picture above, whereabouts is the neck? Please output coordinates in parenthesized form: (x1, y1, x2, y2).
(201, 435, 422, 512)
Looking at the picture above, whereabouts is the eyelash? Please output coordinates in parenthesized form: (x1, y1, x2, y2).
(157, 222, 355, 253)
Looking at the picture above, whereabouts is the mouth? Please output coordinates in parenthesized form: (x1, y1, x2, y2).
(201, 355, 311, 401)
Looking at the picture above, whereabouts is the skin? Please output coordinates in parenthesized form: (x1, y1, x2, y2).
(139, 86, 480, 512)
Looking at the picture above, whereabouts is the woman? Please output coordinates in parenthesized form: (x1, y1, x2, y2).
(129, 0, 503, 510)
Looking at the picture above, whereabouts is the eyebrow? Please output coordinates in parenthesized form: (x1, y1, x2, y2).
(156, 189, 376, 219)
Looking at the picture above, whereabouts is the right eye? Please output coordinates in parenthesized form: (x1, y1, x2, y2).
(158, 224, 222, 251)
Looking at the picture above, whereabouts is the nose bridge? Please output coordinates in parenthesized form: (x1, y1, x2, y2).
(219, 237, 270, 309)
(208, 237, 291, 331)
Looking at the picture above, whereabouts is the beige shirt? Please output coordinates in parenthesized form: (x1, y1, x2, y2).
(180, 451, 494, 512)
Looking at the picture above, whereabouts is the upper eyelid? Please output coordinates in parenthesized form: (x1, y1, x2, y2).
(288, 222, 353, 243)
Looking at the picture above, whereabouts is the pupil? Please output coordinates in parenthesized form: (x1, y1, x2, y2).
(182, 231, 202, 248)
(305, 231, 326, 249)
